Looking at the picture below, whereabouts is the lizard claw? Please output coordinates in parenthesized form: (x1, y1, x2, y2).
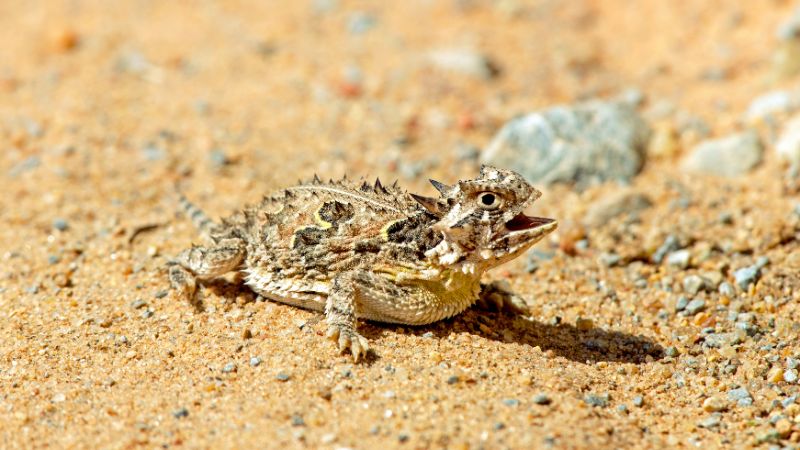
(327, 324, 370, 362)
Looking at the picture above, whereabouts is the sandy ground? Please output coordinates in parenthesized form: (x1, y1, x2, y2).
(2, 1, 800, 448)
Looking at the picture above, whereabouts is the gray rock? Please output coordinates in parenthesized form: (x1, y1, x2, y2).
(785, 369, 798, 383)
(598, 252, 622, 268)
(719, 282, 736, 297)
(684, 299, 706, 315)
(583, 190, 652, 227)
(652, 235, 679, 264)
(728, 387, 753, 407)
(250, 357, 262, 367)
(776, 114, 800, 165)
(584, 393, 610, 407)
(675, 296, 689, 312)
(532, 393, 552, 405)
(704, 332, 739, 348)
(746, 90, 799, 122)
(698, 415, 721, 429)
(481, 100, 651, 187)
(682, 275, 707, 295)
(52, 218, 69, 231)
(666, 250, 691, 269)
(734, 265, 761, 291)
(427, 49, 499, 80)
(682, 131, 763, 177)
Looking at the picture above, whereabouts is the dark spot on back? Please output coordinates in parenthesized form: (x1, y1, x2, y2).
(317, 201, 354, 226)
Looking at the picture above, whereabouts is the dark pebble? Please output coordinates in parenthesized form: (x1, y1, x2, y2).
(173, 408, 189, 419)
(276, 372, 290, 381)
(47, 255, 60, 265)
(502, 398, 520, 407)
(52, 218, 69, 231)
(446, 375, 459, 385)
(398, 433, 409, 443)
(131, 299, 147, 309)
(584, 393, 610, 407)
(154, 290, 169, 299)
(291, 414, 305, 427)
(533, 393, 551, 405)
(222, 362, 237, 373)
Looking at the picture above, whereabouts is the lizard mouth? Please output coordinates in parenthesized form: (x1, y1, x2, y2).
(504, 213, 557, 232)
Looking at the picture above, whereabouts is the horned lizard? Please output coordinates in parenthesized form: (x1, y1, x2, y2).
(168, 165, 557, 361)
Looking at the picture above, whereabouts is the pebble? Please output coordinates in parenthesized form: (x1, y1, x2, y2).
(346, 11, 377, 34)
(674, 296, 689, 312)
(698, 415, 721, 429)
(173, 407, 189, 419)
(276, 372, 291, 382)
(209, 149, 230, 168)
(154, 290, 169, 299)
(776, 114, 800, 165)
(533, 393, 552, 405)
(719, 282, 736, 297)
(652, 235, 679, 264)
(291, 414, 305, 427)
(250, 357, 262, 367)
(141, 145, 166, 161)
(702, 395, 728, 412)
(47, 255, 60, 265)
(745, 90, 799, 122)
(666, 250, 690, 269)
(684, 299, 706, 315)
(398, 433, 410, 443)
(728, 387, 753, 407)
(140, 310, 153, 319)
(633, 395, 644, 407)
(785, 369, 798, 383)
(480, 100, 650, 187)
(682, 130, 763, 177)
(598, 252, 622, 268)
(446, 375, 459, 385)
(502, 398, 520, 407)
(682, 275, 707, 295)
(665, 346, 679, 357)
(734, 265, 761, 291)
(427, 48, 499, 80)
(52, 218, 69, 231)
(222, 362, 237, 373)
(130, 299, 147, 309)
(583, 191, 652, 228)
(584, 393, 610, 408)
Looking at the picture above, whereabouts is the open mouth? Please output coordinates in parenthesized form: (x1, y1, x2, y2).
(504, 213, 556, 232)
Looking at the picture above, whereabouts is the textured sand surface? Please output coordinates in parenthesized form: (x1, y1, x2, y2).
(2, 1, 800, 449)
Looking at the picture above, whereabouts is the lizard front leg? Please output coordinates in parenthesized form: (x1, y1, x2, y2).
(168, 238, 245, 301)
(325, 272, 370, 361)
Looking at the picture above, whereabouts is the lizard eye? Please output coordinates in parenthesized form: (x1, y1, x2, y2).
(477, 192, 502, 210)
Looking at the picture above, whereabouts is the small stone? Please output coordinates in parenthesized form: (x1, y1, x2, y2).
(209, 149, 230, 168)
(533, 393, 551, 405)
(652, 235, 679, 264)
(734, 265, 761, 291)
(51, 393, 66, 403)
(140, 310, 153, 319)
(698, 415, 721, 429)
(173, 408, 189, 419)
(785, 369, 799, 383)
(427, 48, 499, 80)
(584, 393, 610, 407)
(222, 362, 237, 373)
(250, 357, 262, 367)
(776, 418, 793, 438)
(502, 398, 520, 407)
(682, 275, 707, 295)
(494, 422, 506, 430)
(276, 372, 290, 382)
(481, 100, 651, 187)
(682, 130, 763, 177)
(719, 282, 736, 297)
(666, 250, 691, 269)
(675, 296, 689, 312)
(48, 255, 60, 265)
(446, 375, 459, 385)
(291, 414, 305, 427)
(398, 433, 410, 443)
(728, 387, 753, 407)
(745, 90, 798, 122)
(703, 395, 728, 412)
(130, 299, 147, 309)
(346, 11, 377, 34)
(665, 346, 679, 357)
(775, 114, 800, 166)
(575, 317, 594, 331)
(633, 395, 644, 407)
(52, 218, 69, 231)
(154, 290, 169, 299)
(616, 404, 628, 413)
(598, 252, 622, 267)
(684, 299, 706, 315)
(768, 366, 785, 383)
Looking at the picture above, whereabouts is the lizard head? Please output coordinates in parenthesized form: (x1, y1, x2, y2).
(412, 165, 558, 273)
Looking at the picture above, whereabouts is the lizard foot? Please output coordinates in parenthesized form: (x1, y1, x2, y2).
(326, 323, 370, 362)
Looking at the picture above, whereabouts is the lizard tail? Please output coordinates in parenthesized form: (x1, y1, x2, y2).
(177, 192, 218, 237)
